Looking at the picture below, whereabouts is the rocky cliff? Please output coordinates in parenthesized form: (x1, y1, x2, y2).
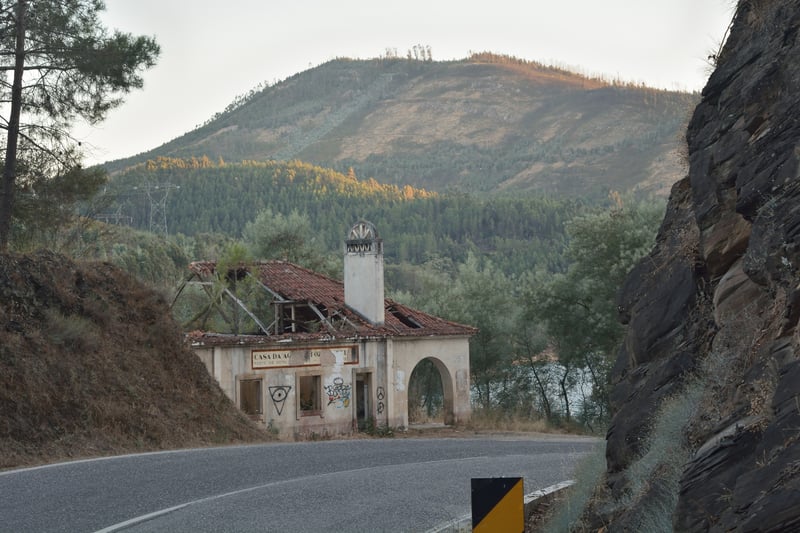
(598, 1, 800, 530)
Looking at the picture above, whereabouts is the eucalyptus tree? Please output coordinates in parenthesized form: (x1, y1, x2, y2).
(408, 252, 517, 410)
(0, 0, 160, 250)
(524, 198, 664, 423)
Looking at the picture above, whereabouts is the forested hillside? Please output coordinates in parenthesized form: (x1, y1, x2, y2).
(0, 0, 682, 480)
(106, 157, 582, 274)
(104, 54, 696, 200)
(77, 50, 680, 440)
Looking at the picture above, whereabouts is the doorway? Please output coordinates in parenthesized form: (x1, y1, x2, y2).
(408, 357, 455, 426)
(355, 373, 372, 430)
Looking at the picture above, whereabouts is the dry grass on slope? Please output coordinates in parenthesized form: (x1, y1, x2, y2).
(0, 251, 269, 469)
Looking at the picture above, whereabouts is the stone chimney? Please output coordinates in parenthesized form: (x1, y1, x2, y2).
(343, 220, 384, 325)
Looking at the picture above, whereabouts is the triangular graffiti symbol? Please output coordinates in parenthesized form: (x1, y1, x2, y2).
(269, 386, 291, 416)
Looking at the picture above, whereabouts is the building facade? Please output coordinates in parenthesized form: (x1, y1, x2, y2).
(187, 222, 475, 438)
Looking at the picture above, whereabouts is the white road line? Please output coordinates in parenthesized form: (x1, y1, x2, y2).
(93, 455, 491, 532)
(93, 483, 268, 533)
(0, 444, 267, 476)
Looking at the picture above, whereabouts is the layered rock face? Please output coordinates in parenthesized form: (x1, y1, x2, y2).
(604, 1, 800, 530)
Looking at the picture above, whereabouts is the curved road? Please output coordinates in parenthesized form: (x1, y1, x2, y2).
(0, 435, 598, 532)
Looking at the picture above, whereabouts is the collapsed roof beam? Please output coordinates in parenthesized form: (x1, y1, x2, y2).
(306, 301, 337, 333)
(197, 281, 234, 328)
(223, 288, 270, 335)
(328, 307, 360, 331)
(170, 274, 194, 309)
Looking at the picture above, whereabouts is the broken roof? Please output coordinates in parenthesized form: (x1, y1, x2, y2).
(185, 260, 476, 346)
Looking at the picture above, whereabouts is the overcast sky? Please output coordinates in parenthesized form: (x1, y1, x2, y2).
(74, 0, 736, 165)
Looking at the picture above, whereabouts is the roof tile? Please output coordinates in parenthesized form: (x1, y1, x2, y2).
(187, 260, 476, 345)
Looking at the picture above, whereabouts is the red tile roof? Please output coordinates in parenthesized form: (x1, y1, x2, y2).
(187, 260, 476, 346)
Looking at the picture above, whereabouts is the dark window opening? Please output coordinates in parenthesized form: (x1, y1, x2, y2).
(388, 306, 422, 329)
(240, 379, 263, 416)
(276, 302, 324, 333)
(299, 375, 321, 414)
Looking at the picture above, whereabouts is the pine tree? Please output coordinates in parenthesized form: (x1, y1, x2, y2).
(0, 0, 160, 250)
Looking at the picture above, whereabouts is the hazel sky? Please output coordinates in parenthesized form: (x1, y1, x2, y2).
(75, 0, 736, 165)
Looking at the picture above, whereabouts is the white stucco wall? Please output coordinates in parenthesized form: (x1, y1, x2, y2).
(194, 341, 379, 439)
(387, 336, 472, 428)
(193, 334, 471, 437)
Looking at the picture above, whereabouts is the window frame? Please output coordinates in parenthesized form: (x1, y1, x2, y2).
(238, 376, 264, 417)
(297, 373, 323, 418)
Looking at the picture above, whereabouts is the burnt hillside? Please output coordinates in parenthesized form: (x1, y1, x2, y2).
(104, 54, 696, 199)
(0, 251, 267, 469)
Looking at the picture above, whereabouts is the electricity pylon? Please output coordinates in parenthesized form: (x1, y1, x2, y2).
(140, 183, 180, 236)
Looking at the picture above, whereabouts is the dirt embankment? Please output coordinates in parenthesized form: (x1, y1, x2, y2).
(0, 251, 269, 469)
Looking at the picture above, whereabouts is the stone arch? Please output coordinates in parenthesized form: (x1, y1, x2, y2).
(407, 356, 456, 425)
(389, 337, 471, 428)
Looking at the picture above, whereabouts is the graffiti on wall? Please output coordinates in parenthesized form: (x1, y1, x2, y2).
(376, 386, 386, 414)
(325, 377, 351, 408)
(269, 386, 291, 415)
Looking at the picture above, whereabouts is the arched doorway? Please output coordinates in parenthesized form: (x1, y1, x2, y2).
(407, 357, 455, 426)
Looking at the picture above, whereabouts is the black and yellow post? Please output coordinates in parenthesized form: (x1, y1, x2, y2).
(470, 477, 524, 532)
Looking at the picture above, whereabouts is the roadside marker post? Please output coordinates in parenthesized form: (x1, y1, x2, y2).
(470, 477, 524, 532)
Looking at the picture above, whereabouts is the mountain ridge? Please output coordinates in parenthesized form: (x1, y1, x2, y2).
(103, 53, 697, 200)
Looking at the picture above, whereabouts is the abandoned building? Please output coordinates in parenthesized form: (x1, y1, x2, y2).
(183, 221, 475, 438)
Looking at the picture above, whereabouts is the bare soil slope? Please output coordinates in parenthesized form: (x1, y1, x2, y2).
(0, 251, 268, 469)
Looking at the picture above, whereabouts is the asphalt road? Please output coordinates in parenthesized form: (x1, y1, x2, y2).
(0, 435, 599, 532)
